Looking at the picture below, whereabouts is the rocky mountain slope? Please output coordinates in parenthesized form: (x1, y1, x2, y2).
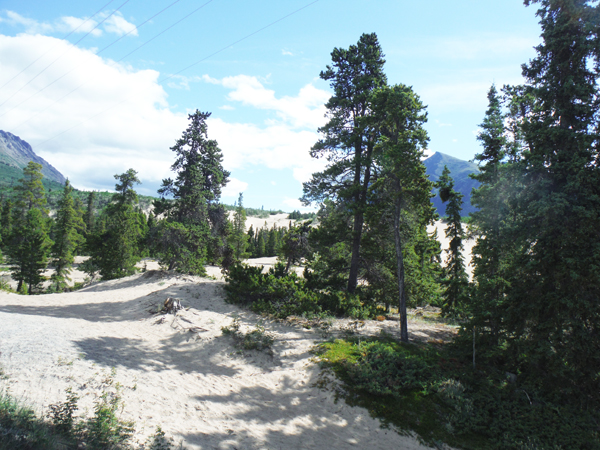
(423, 151, 479, 217)
(0, 130, 65, 185)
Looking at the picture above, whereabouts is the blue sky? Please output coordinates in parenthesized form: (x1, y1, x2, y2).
(0, 0, 541, 210)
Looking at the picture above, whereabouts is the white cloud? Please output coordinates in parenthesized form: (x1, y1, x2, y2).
(222, 177, 248, 198)
(59, 16, 102, 37)
(207, 118, 326, 183)
(205, 74, 330, 129)
(0, 33, 185, 192)
(0, 33, 329, 199)
(1, 11, 54, 34)
(281, 49, 293, 56)
(102, 12, 138, 37)
(0, 10, 137, 38)
(219, 105, 235, 111)
(165, 74, 203, 90)
(282, 197, 316, 212)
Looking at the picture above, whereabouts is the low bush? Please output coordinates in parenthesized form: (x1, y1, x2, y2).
(317, 338, 600, 450)
(0, 369, 183, 450)
(222, 318, 275, 353)
(224, 262, 376, 319)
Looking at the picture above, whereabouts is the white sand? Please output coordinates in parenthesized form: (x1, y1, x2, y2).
(0, 268, 455, 449)
(428, 220, 476, 279)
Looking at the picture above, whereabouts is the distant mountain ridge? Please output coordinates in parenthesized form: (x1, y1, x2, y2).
(0, 130, 66, 185)
(423, 152, 479, 217)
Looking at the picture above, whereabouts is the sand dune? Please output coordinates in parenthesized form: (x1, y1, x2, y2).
(0, 269, 454, 449)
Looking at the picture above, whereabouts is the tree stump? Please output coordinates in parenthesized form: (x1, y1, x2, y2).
(163, 297, 183, 314)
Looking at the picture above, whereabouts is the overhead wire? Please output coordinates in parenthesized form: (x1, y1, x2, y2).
(2, 0, 187, 123)
(0, 0, 132, 109)
(0, 0, 118, 92)
(17, 0, 322, 150)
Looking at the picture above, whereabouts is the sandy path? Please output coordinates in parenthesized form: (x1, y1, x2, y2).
(0, 270, 450, 450)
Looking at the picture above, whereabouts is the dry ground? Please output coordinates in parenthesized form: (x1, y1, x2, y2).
(0, 266, 457, 449)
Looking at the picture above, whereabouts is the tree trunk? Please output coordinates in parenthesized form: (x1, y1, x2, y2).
(348, 142, 373, 294)
(347, 210, 363, 294)
(393, 190, 408, 342)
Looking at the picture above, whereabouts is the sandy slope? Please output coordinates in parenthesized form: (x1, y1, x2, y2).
(0, 270, 455, 450)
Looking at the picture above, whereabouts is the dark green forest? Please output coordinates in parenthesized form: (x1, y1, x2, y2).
(1, 1, 599, 448)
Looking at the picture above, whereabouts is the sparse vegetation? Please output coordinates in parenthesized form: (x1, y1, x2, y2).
(221, 318, 275, 353)
(0, 369, 183, 450)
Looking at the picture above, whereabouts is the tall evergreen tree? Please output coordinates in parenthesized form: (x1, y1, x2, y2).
(469, 85, 514, 346)
(155, 110, 230, 273)
(10, 208, 53, 294)
(90, 170, 143, 280)
(478, 0, 600, 399)
(230, 193, 249, 260)
(511, 0, 600, 396)
(0, 199, 12, 255)
(50, 180, 84, 291)
(84, 191, 96, 237)
(302, 33, 387, 294)
(13, 161, 47, 215)
(437, 166, 469, 316)
(367, 83, 435, 341)
(6, 162, 52, 293)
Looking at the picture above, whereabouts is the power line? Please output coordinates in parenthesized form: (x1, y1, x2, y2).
(0, 0, 118, 92)
(20, 0, 322, 151)
(0, 0, 131, 109)
(7, 0, 214, 130)
(164, 0, 320, 82)
(2, 0, 186, 122)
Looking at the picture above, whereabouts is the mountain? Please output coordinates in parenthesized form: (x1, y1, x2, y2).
(423, 152, 480, 217)
(0, 130, 66, 185)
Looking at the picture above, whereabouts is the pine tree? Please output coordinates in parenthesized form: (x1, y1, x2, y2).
(256, 232, 265, 258)
(0, 199, 12, 252)
(498, 0, 600, 397)
(10, 208, 53, 294)
(13, 161, 47, 216)
(90, 170, 143, 280)
(155, 110, 230, 273)
(302, 33, 387, 294)
(367, 83, 435, 340)
(246, 225, 256, 257)
(50, 180, 84, 291)
(84, 191, 96, 236)
(468, 85, 514, 346)
(230, 193, 249, 260)
(6, 162, 52, 294)
(437, 166, 469, 316)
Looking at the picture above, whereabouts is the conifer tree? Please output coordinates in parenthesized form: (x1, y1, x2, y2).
(230, 193, 249, 260)
(155, 110, 230, 273)
(1, 199, 12, 243)
(367, 83, 435, 340)
(437, 166, 469, 316)
(256, 232, 265, 258)
(50, 180, 84, 291)
(246, 225, 256, 257)
(302, 33, 387, 294)
(90, 170, 143, 280)
(7, 162, 52, 294)
(469, 85, 514, 345)
(84, 191, 96, 236)
(497, 0, 600, 397)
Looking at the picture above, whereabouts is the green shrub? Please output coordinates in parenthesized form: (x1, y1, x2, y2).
(222, 318, 275, 353)
(225, 262, 321, 318)
(317, 338, 600, 450)
(225, 262, 376, 319)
